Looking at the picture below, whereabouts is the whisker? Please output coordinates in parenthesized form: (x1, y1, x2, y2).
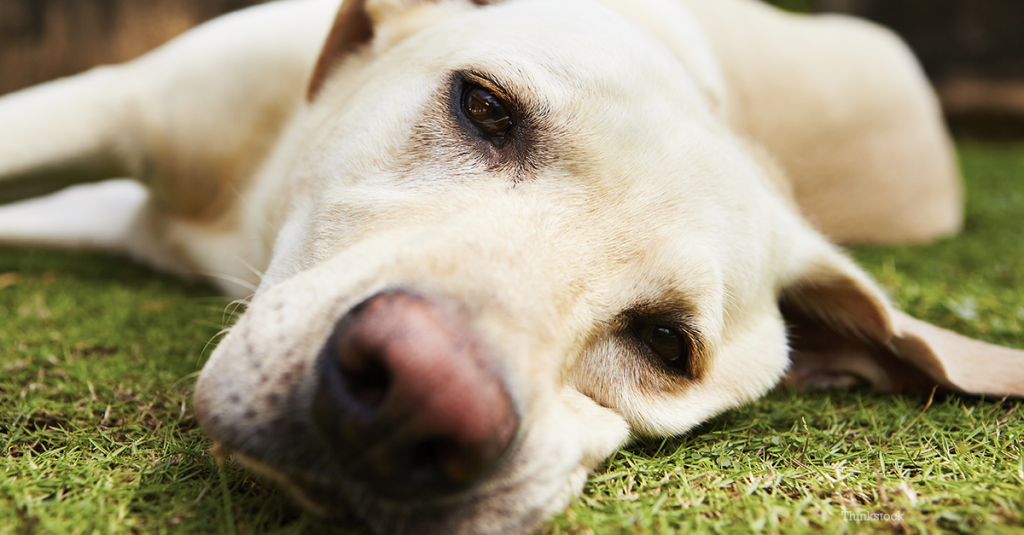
(222, 298, 252, 325)
(168, 371, 202, 391)
(198, 272, 260, 293)
(233, 255, 266, 281)
(197, 328, 234, 371)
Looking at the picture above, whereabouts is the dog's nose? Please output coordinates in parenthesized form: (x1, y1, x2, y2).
(313, 290, 518, 498)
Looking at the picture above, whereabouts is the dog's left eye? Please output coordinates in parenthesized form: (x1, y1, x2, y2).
(634, 322, 693, 375)
(463, 86, 513, 139)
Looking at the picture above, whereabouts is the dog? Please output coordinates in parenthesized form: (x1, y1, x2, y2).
(1, 0, 1022, 533)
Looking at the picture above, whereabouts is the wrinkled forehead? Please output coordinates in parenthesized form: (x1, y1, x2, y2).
(331, 0, 717, 127)
(308, 0, 738, 195)
(432, 1, 709, 104)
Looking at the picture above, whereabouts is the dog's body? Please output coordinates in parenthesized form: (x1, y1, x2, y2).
(0, 0, 1021, 533)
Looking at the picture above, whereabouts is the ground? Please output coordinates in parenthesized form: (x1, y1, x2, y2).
(1, 142, 1022, 534)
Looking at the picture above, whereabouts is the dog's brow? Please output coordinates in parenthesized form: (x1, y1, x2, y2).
(460, 71, 514, 102)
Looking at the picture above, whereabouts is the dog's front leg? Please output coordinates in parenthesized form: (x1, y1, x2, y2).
(0, 0, 337, 211)
(0, 65, 174, 263)
(0, 65, 139, 205)
(0, 0, 338, 283)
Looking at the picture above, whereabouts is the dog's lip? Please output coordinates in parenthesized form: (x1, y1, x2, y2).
(203, 391, 527, 487)
(216, 426, 534, 528)
(225, 449, 341, 518)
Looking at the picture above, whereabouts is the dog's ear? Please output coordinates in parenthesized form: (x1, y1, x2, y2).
(307, 0, 373, 100)
(780, 238, 1024, 397)
(308, 0, 495, 100)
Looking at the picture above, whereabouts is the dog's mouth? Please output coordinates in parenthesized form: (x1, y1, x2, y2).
(220, 434, 528, 509)
(211, 432, 554, 535)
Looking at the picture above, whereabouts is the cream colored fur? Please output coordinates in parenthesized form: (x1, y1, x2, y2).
(0, 0, 1020, 534)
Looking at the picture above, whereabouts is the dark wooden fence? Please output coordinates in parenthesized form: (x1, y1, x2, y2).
(0, 0, 265, 95)
(816, 0, 1024, 82)
(794, 0, 1024, 137)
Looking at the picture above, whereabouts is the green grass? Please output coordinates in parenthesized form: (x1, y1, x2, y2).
(2, 142, 1023, 534)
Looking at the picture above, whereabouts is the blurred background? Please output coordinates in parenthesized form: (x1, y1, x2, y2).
(1, 0, 1023, 138)
(0, 0, 267, 94)
(774, 0, 1024, 139)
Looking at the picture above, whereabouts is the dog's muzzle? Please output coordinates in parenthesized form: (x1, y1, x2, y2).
(312, 290, 520, 499)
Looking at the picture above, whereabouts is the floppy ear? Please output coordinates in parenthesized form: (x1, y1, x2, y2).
(780, 240, 1024, 397)
(308, 0, 495, 100)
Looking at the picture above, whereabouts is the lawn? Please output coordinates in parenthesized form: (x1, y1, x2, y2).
(2, 143, 1022, 534)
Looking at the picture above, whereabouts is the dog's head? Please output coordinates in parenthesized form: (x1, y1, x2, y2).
(193, 0, 1024, 533)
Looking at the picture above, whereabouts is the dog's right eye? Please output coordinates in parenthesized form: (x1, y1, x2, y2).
(463, 86, 513, 140)
(632, 321, 697, 378)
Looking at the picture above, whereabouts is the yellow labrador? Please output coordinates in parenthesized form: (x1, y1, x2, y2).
(0, 0, 1021, 533)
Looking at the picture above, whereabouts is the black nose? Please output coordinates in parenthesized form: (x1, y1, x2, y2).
(312, 291, 519, 498)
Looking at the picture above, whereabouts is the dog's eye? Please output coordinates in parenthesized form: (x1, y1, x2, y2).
(634, 322, 692, 373)
(463, 86, 513, 139)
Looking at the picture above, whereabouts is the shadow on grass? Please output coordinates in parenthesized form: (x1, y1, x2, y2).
(0, 246, 220, 296)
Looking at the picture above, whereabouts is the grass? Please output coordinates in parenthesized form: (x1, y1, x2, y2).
(2, 142, 1023, 534)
